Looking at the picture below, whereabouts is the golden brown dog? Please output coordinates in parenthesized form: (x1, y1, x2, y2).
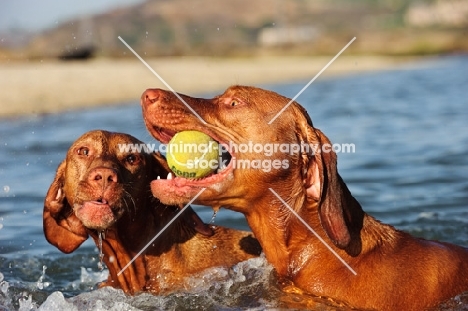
(43, 130, 261, 295)
(141, 86, 468, 310)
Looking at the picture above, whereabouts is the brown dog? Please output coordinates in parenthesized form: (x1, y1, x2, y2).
(43, 130, 261, 295)
(142, 86, 468, 310)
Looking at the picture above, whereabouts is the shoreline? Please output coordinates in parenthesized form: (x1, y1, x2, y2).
(0, 55, 431, 118)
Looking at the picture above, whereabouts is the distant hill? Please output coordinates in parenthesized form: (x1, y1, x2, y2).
(5, 0, 468, 59)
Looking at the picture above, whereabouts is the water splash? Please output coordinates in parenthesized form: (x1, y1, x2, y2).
(18, 292, 37, 311)
(97, 231, 105, 270)
(78, 267, 108, 285)
(0, 272, 8, 294)
(36, 265, 51, 290)
(38, 256, 280, 310)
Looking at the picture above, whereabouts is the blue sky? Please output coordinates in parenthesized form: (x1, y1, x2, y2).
(0, 0, 144, 31)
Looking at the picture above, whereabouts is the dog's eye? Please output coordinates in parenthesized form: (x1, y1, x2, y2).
(126, 154, 139, 165)
(77, 147, 89, 156)
(220, 97, 245, 108)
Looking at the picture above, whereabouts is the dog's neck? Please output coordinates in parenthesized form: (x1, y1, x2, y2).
(242, 187, 397, 282)
(87, 197, 195, 294)
(86, 197, 155, 293)
(241, 191, 318, 277)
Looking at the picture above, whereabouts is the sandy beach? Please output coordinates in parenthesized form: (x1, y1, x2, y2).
(0, 55, 423, 118)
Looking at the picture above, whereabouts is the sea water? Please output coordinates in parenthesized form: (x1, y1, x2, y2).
(0, 55, 467, 310)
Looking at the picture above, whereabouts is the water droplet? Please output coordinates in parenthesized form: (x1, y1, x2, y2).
(97, 231, 105, 270)
(3, 185, 9, 193)
(210, 210, 218, 224)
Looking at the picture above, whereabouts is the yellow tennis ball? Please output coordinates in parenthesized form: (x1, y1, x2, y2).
(166, 130, 219, 179)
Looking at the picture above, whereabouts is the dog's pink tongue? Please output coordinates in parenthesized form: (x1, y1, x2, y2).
(77, 201, 115, 230)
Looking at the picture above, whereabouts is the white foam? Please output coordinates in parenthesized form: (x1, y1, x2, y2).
(36, 255, 278, 310)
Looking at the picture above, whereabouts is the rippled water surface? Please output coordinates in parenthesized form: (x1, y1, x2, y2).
(0, 56, 467, 310)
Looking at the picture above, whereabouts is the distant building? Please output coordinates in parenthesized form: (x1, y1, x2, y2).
(258, 26, 318, 46)
(405, 0, 468, 27)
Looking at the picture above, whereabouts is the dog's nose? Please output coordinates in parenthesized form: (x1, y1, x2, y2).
(88, 167, 118, 187)
(141, 88, 161, 107)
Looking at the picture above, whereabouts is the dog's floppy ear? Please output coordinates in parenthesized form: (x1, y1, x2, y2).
(185, 206, 214, 237)
(296, 106, 354, 249)
(309, 128, 351, 248)
(43, 161, 88, 253)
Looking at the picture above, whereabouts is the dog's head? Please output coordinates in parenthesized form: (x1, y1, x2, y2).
(143, 86, 363, 251)
(43, 130, 164, 252)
